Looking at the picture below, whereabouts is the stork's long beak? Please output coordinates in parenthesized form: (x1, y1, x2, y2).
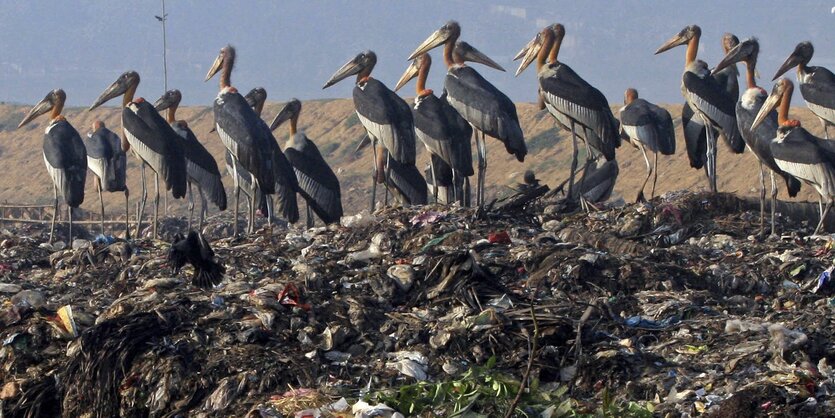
(355, 135, 372, 153)
(89, 77, 129, 111)
(655, 33, 688, 55)
(712, 43, 746, 75)
(323, 57, 363, 89)
(515, 38, 542, 77)
(513, 34, 538, 61)
(395, 60, 420, 92)
(205, 54, 224, 82)
(269, 102, 297, 131)
(408, 28, 449, 60)
(17, 98, 53, 129)
(752, 83, 782, 129)
(153, 93, 176, 111)
(772, 51, 802, 81)
(459, 44, 505, 72)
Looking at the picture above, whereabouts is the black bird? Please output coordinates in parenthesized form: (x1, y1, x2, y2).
(243, 87, 301, 226)
(619, 88, 676, 202)
(18, 89, 87, 244)
(753, 78, 835, 235)
(168, 231, 225, 289)
(89, 71, 188, 239)
(86, 121, 129, 237)
(408, 21, 526, 206)
(572, 159, 619, 205)
(515, 24, 620, 203)
(773, 41, 834, 139)
(154, 90, 227, 231)
(655, 25, 745, 193)
(323, 50, 423, 209)
(270, 99, 344, 226)
(205, 46, 277, 235)
(395, 51, 475, 205)
(713, 37, 802, 235)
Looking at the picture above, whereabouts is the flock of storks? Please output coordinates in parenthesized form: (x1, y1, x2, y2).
(14, 21, 834, 244)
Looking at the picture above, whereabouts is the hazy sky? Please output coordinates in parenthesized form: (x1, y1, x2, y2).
(0, 1, 832, 108)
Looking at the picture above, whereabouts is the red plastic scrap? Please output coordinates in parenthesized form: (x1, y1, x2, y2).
(277, 283, 311, 311)
(488, 231, 512, 245)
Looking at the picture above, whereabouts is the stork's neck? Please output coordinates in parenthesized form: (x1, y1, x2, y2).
(416, 60, 431, 96)
(548, 35, 562, 64)
(253, 101, 264, 117)
(290, 116, 298, 135)
(50, 99, 65, 121)
(443, 34, 460, 68)
(685, 35, 699, 66)
(166, 104, 178, 123)
(744, 61, 757, 90)
(778, 83, 794, 126)
(220, 59, 233, 89)
(122, 83, 137, 108)
(538, 32, 555, 71)
(356, 66, 373, 85)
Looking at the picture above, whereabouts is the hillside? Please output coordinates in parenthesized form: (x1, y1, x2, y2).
(0, 100, 827, 221)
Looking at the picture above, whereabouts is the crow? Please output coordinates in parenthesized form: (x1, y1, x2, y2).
(168, 231, 225, 289)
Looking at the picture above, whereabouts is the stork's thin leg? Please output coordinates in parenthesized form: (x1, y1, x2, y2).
(233, 186, 240, 236)
(249, 181, 258, 234)
(370, 143, 378, 212)
(477, 130, 488, 206)
(770, 170, 777, 237)
(306, 203, 314, 228)
(187, 182, 195, 232)
(266, 194, 274, 230)
(651, 150, 659, 199)
(384, 153, 392, 206)
(702, 117, 718, 193)
(136, 163, 148, 238)
(567, 121, 580, 201)
(67, 205, 73, 244)
(463, 177, 472, 208)
(636, 144, 652, 203)
(758, 162, 766, 231)
(198, 187, 207, 232)
(97, 178, 105, 235)
(49, 186, 58, 244)
(153, 172, 160, 239)
(430, 157, 439, 203)
(814, 200, 832, 236)
(124, 188, 130, 240)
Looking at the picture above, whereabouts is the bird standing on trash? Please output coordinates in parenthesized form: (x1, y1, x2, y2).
(169, 231, 225, 289)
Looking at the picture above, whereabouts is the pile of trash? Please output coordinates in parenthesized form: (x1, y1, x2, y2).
(1, 191, 834, 417)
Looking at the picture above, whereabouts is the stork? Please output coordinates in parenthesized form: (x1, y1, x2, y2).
(270, 99, 344, 226)
(573, 159, 619, 205)
(205, 46, 278, 235)
(515, 24, 619, 205)
(619, 88, 676, 202)
(85, 121, 129, 236)
(323, 50, 422, 209)
(681, 34, 740, 177)
(89, 71, 187, 239)
(713, 38, 802, 235)
(773, 42, 834, 139)
(153, 90, 227, 231)
(17, 90, 87, 244)
(395, 52, 474, 205)
(753, 79, 835, 235)
(408, 21, 526, 206)
(655, 25, 744, 193)
(243, 87, 301, 226)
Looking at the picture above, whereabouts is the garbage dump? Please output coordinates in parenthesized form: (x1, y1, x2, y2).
(1, 190, 834, 417)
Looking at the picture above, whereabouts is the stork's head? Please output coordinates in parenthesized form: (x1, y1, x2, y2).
(323, 50, 377, 89)
(752, 78, 794, 129)
(773, 41, 813, 81)
(623, 88, 638, 105)
(18, 89, 66, 128)
(205, 45, 236, 82)
(395, 53, 428, 92)
(713, 38, 758, 76)
(89, 71, 140, 110)
(269, 98, 302, 132)
(515, 24, 563, 76)
(153, 89, 183, 111)
(655, 25, 701, 54)
(244, 87, 267, 116)
(453, 41, 505, 71)
(93, 120, 105, 131)
(722, 33, 739, 53)
(408, 20, 461, 60)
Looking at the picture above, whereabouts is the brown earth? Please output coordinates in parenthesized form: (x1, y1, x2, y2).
(0, 100, 827, 220)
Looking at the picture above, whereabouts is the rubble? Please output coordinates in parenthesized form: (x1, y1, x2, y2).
(0, 191, 834, 416)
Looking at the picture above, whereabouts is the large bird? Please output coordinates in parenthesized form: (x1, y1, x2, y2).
(89, 71, 188, 239)
(85, 121, 129, 237)
(515, 24, 619, 204)
(17, 89, 87, 244)
(772, 41, 834, 139)
(619, 88, 676, 202)
(408, 21, 526, 206)
(395, 51, 474, 205)
(205, 46, 279, 234)
(753, 78, 835, 235)
(713, 38, 802, 235)
(655, 25, 744, 193)
(270, 99, 343, 226)
(323, 50, 424, 208)
(153, 90, 227, 231)
(169, 231, 225, 289)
